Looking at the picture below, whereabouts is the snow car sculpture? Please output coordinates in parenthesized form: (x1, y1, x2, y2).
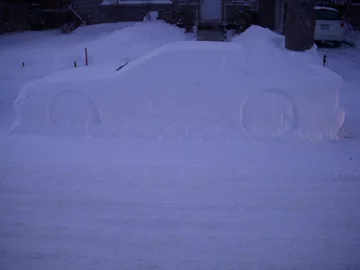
(11, 41, 345, 141)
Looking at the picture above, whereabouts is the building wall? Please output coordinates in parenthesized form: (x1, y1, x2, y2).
(70, 0, 259, 25)
(0, 0, 29, 34)
(71, 0, 186, 24)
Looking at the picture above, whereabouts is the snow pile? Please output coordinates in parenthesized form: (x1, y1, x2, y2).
(232, 25, 321, 66)
(82, 20, 190, 66)
(0, 22, 134, 72)
(0, 21, 189, 74)
(314, 5, 339, 12)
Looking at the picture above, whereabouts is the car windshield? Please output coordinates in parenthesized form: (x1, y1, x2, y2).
(316, 9, 341, 20)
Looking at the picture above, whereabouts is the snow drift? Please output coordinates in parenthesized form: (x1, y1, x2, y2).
(232, 25, 321, 66)
(0, 21, 189, 76)
(82, 20, 191, 66)
(11, 26, 344, 141)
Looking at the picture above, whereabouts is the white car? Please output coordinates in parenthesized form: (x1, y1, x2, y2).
(314, 6, 344, 46)
(11, 41, 345, 141)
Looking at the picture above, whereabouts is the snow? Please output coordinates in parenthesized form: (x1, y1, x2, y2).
(232, 25, 321, 65)
(1, 21, 360, 269)
(1, 138, 360, 270)
(315, 6, 340, 13)
(82, 21, 189, 66)
(0, 20, 189, 81)
(317, 41, 360, 139)
(10, 27, 344, 141)
(0, 21, 191, 130)
(344, 24, 360, 47)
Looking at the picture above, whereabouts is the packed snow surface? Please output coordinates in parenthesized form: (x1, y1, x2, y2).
(1, 22, 360, 270)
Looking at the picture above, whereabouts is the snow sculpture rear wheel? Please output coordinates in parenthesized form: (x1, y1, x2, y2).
(240, 89, 298, 138)
(49, 90, 100, 129)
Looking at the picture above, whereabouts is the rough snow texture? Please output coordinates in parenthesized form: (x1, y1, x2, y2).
(12, 26, 344, 141)
(2, 158, 359, 270)
(1, 133, 360, 270)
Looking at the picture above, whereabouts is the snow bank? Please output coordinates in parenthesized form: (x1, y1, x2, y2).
(0, 21, 189, 76)
(232, 25, 321, 66)
(82, 21, 190, 66)
(315, 5, 339, 12)
(0, 23, 133, 71)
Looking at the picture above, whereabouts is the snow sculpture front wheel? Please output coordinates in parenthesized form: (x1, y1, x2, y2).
(240, 89, 298, 138)
(49, 90, 101, 129)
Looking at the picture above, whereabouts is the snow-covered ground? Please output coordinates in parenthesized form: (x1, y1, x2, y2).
(1, 21, 360, 269)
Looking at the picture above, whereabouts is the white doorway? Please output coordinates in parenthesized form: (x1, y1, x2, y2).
(201, 0, 222, 21)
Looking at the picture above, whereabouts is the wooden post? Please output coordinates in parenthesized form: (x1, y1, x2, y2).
(85, 48, 88, 66)
(284, 0, 316, 51)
